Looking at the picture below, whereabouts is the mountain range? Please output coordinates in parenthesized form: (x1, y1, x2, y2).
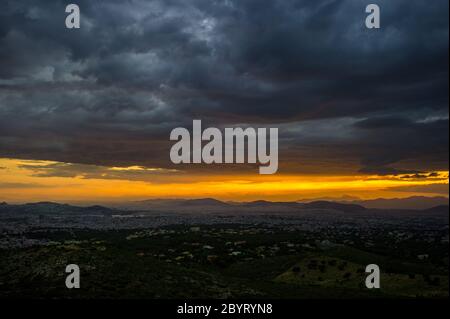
(0, 196, 448, 217)
(338, 196, 449, 210)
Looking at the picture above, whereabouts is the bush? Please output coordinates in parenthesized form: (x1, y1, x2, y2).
(430, 277, 441, 286)
(328, 260, 337, 266)
(343, 272, 352, 280)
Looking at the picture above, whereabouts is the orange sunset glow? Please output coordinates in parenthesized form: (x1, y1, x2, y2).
(1, 158, 448, 203)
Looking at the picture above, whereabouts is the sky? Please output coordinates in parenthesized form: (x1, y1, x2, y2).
(0, 0, 448, 203)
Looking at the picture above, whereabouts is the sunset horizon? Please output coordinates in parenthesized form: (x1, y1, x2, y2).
(1, 157, 448, 203)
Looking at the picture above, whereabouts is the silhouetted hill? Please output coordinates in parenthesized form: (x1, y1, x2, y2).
(241, 200, 301, 209)
(182, 198, 230, 207)
(83, 197, 450, 217)
(125, 198, 231, 211)
(0, 202, 116, 216)
(120, 199, 368, 214)
(343, 196, 449, 210)
(303, 201, 366, 213)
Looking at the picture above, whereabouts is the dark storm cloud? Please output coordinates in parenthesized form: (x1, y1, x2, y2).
(358, 166, 423, 176)
(355, 118, 449, 173)
(0, 0, 448, 174)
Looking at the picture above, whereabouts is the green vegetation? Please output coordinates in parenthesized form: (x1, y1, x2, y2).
(275, 255, 447, 298)
(0, 226, 448, 299)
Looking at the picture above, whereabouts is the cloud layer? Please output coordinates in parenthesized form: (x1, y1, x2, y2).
(0, 0, 448, 176)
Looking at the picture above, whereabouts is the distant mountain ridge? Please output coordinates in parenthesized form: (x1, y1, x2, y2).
(1, 197, 448, 218)
(302, 201, 366, 213)
(0, 202, 116, 215)
(124, 196, 449, 210)
(340, 196, 449, 210)
(113, 197, 448, 216)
